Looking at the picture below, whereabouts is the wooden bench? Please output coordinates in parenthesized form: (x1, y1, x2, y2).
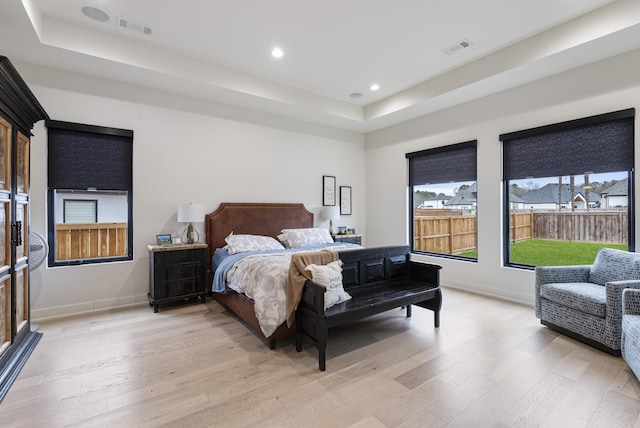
(295, 245, 442, 371)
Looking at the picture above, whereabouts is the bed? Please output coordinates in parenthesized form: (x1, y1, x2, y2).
(205, 202, 359, 348)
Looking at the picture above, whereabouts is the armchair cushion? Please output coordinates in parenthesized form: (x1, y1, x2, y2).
(589, 248, 640, 286)
(540, 282, 606, 317)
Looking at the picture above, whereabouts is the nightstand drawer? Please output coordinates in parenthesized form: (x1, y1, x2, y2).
(332, 234, 362, 245)
(167, 278, 197, 297)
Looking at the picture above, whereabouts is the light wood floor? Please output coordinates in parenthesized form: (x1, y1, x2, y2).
(1, 287, 640, 427)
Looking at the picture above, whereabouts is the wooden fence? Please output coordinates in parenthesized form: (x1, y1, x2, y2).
(55, 222, 128, 261)
(414, 210, 626, 253)
(533, 211, 627, 243)
(413, 215, 477, 254)
(510, 212, 534, 242)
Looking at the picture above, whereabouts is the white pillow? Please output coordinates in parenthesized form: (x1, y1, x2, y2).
(277, 233, 290, 248)
(281, 228, 334, 248)
(224, 233, 284, 255)
(305, 260, 351, 309)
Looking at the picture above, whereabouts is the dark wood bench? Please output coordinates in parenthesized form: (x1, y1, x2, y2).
(295, 245, 442, 371)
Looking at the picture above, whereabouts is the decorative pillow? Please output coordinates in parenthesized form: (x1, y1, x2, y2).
(224, 233, 284, 255)
(305, 260, 351, 309)
(280, 228, 334, 248)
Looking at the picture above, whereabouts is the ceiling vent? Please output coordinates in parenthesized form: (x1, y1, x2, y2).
(117, 17, 152, 35)
(440, 39, 471, 56)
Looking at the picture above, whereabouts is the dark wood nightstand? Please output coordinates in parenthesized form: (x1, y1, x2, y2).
(148, 243, 208, 312)
(332, 234, 362, 245)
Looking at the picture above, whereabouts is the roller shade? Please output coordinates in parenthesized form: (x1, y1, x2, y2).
(501, 109, 634, 180)
(407, 140, 477, 186)
(47, 120, 133, 191)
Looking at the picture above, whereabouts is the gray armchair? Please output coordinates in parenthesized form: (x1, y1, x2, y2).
(622, 289, 640, 379)
(535, 248, 640, 355)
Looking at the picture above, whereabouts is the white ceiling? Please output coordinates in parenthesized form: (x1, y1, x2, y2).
(1, 0, 640, 133)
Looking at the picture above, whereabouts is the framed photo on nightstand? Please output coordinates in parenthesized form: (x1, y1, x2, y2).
(156, 234, 172, 246)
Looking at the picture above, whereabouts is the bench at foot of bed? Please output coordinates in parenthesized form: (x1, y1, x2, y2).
(295, 245, 442, 371)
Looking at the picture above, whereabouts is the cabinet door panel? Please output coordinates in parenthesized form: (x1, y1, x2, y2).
(0, 276, 10, 353)
(16, 132, 29, 195)
(0, 116, 10, 192)
(0, 200, 9, 274)
(14, 266, 28, 333)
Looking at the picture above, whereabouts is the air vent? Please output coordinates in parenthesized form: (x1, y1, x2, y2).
(117, 17, 152, 35)
(440, 39, 471, 56)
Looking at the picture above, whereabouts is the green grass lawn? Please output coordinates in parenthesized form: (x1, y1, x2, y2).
(460, 239, 627, 266)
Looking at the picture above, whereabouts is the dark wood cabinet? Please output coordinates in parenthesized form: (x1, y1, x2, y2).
(148, 243, 207, 312)
(0, 56, 49, 401)
(332, 234, 362, 245)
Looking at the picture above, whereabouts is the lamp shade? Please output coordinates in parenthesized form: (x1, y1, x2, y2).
(321, 206, 340, 220)
(177, 203, 205, 223)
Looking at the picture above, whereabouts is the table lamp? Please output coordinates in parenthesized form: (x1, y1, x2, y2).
(321, 206, 340, 235)
(178, 202, 205, 244)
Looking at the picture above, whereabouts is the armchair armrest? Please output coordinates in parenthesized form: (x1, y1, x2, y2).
(623, 289, 640, 316)
(605, 280, 640, 327)
(535, 265, 591, 285)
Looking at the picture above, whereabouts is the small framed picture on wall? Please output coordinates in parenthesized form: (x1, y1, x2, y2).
(323, 175, 336, 206)
(340, 186, 352, 215)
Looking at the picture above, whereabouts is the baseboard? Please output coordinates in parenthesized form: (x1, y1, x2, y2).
(441, 283, 534, 307)
(32, 294, 148, 322)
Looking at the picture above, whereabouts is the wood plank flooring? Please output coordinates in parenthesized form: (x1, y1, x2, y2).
(1, 287, 639, 427)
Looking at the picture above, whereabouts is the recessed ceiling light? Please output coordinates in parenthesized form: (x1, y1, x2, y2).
(349, 92, 363, 99)
(271, 48, 284, 58)
(370, 84, 380, 91)
(81, 6, 110, 22)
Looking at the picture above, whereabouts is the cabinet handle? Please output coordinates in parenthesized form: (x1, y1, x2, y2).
(11, 221, 22, 246)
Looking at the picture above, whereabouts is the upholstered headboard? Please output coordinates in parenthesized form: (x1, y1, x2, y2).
(204, 202, 314, 275)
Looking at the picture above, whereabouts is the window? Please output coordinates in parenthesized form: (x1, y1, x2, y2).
(47, 120, 133, 266)
(501, 109, 635, 268)
(63, 199, 97, 223)
(407, 141, 478, 260)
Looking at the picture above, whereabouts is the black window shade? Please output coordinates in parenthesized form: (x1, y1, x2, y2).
(501, 109, 634, 181)
(47, 120, 133, 190)
(406, 140, 477, 186)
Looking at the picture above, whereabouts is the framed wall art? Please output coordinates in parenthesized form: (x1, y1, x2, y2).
(322, 175, 336, 206)
(340, 186, 352, 215)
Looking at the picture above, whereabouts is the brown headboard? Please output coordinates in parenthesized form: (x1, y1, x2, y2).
(205, 202, 314, 275)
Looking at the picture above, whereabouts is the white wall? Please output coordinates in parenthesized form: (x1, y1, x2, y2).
(365, 48, 640, 305)
(24, 66, 365, 320)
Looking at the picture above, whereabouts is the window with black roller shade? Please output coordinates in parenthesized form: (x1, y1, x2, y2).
(47, 120, 133, 266)
(406, 141, 478, 260)
(501, 108, 634, 269)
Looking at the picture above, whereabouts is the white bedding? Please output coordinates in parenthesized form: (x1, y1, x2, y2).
(224, 243, 360, 336)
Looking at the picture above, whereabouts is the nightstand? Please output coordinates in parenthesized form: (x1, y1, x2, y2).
(148, 243, 208, 312)
(332, 234, 362, 245)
